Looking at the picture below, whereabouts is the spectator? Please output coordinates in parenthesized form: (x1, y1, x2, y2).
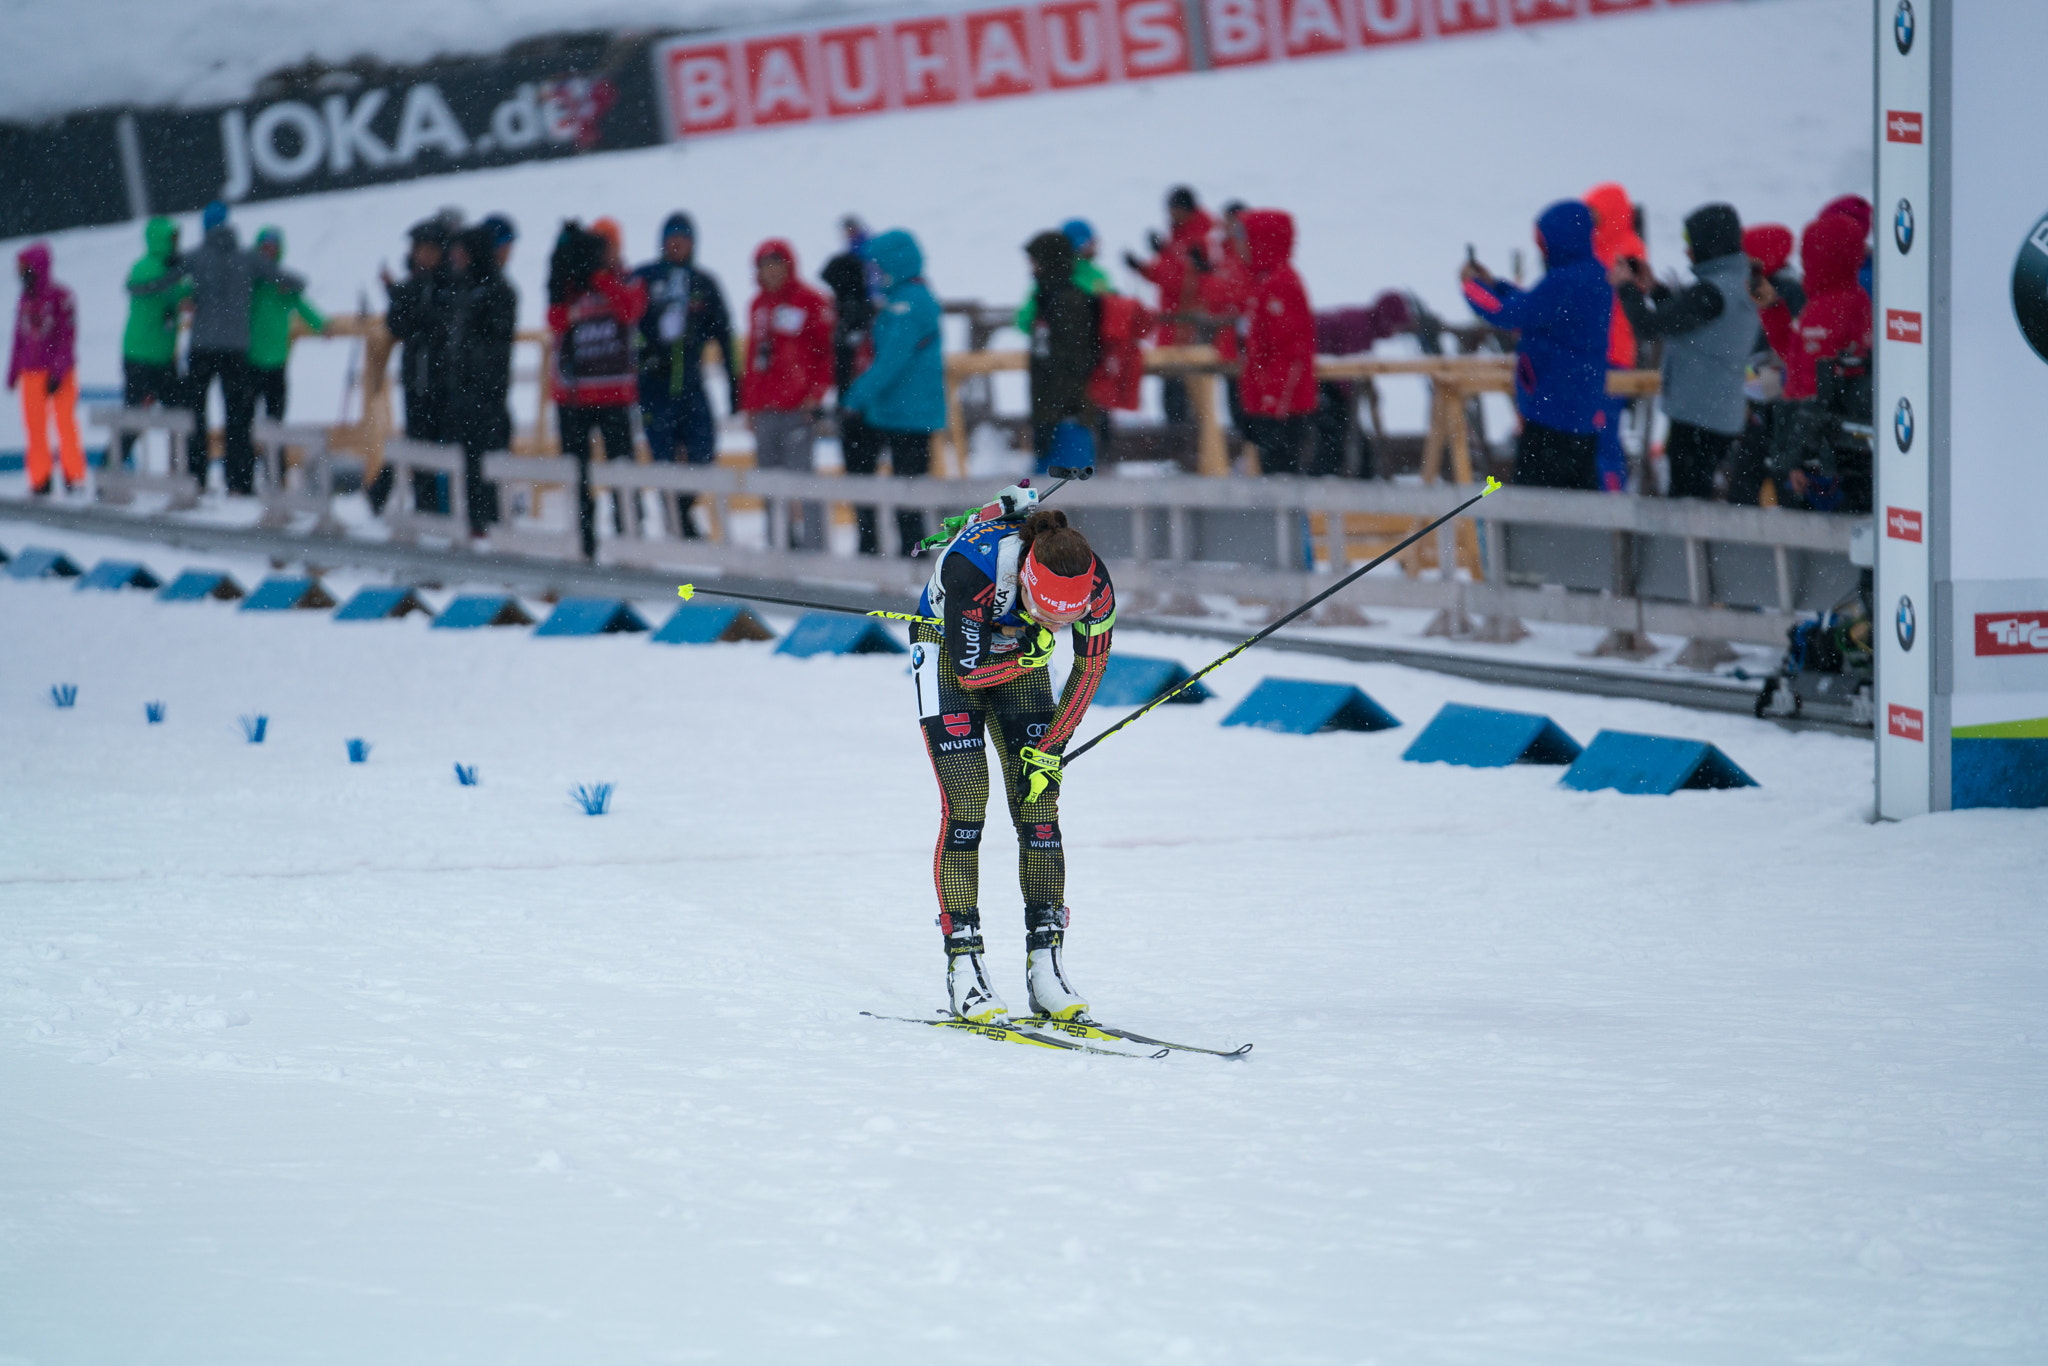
(633, 212, 736, 539)
(1726, 223, 1802, 505)
(181, 200, 303, 495)
(1311, 292, 1412, 477)
(741, 238, 835, 549)
(1016, 218, 1112, 332)
(548, 217, 647, 560)
(1756, 212, 1873, 509)
(1584, 182, 1647, 491)
(1124, 186, 1214, 426)
(1203, 201, 1255, 437)
(1462, 201, 1611, 490)
(1237, 209, 1316, 475)
(118, 217, 189, 468)
(247, 227, 325, 424)
(445, 223, 518, 539)
(840, 228, 942, 556)
(1820, 194, 1875, 296)
(371, 217, 456, 515)
(8, 242, 84, 496)
(480, 214, 518, 271)
(820, 216, 881, 510)
(1023, 230, 1103, 475)
(1612, 203, 1759, 501)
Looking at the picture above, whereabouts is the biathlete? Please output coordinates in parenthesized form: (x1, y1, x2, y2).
(911, 502, 1116, 1023)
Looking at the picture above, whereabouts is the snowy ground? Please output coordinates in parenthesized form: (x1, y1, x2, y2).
(4, 521, 2046, 1363)
(1, 0, 1871, 452)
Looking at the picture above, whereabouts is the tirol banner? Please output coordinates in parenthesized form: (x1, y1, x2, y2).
(0, 35, 664, 239)
(650, 0, 1736, 141)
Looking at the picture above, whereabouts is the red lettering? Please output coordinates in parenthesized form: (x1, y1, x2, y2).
(1356, 0, 1426, 45)
(1509, 0, 1578, 24)
(663, 44, 738, 135)
(1206, 0, 1271, 66)
(1587, 0, 1654, 12)
(744, 36, 815, 126)
(1040, 1, 1110, 87)
(967, 9, 1037, 99)
(820, 27, 886, 116)
(1435, 0, 1504, 37)
(894, 18, 960, 106)
(1976, 611, 2048, 657)
(1282, 0, 1350, 57)
(1117, 0, 1191, 78)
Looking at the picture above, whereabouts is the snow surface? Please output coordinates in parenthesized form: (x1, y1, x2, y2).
(3, 517, 2046, 1362)
(1, 0, 1872, 455)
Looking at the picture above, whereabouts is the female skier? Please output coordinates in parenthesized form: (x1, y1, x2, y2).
(911, 503, 1116, 1023)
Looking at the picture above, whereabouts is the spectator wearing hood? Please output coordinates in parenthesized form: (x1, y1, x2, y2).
(1237, 209, 1317, 475)
(821, 216, 882, 501)
(1584, 183, 1646, 491)
(840, 229, 942, 555)
(1463, 201, 1612, 490)
(1724, 223, 1804, 505)
(248, 227, 324, 424)
(549, 216, 648, 560)
(445, 223, 518, 538)
(119, 217, 190, 468)
(742, 238, 836, 549)
(632, 211, 735, 540)
(1819, 194, 1874, 296)
(180, 200, 304, 495)
(1126, 186, 1215, 427)
(1756, 212, 1873, 507)
(8, 243, 84, 495)
(1612, 203, 1759, 500)
(1023, 230, 1104, 475)
(371, 216, 457, 516)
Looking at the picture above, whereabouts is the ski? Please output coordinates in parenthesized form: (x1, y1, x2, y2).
(1012, 1015, 1254, 1059)
(861, 1012, 1168, 1059)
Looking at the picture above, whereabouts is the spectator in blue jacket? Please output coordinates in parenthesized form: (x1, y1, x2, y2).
(1462, 200, 1611, 490)
(840, 228, 943, 555)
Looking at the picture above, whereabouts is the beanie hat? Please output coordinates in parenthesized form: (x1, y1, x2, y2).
(662, 211, 695, 241)
(481, 213, 518, 247)
(202, 200, 229, 231)
(1166, 186, 1198, 214)
(1682, 203, 1744, 263)
(1059, 218, 1095, 251)
(591, 217, 623, 257)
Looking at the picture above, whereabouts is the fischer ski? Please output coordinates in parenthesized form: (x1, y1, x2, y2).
(861, 1012, 1168, 1059)
(1012, 1016, 1254, 1059)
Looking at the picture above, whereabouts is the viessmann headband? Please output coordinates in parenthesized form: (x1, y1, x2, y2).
(1020, 551, 1094, 621)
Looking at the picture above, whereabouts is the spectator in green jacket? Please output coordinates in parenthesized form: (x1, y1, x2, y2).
(119, 216, 189, 466)
(248, 226, 324, 422)
(1015, 218, 1111, 332)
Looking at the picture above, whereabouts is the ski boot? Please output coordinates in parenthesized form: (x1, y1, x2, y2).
(940, 908, 1008, 1023)
(1024, 903, 1088, 1021)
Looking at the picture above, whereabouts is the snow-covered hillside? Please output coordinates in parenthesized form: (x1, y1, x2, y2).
(0, 0, 1870, 455)
(3, 519, 2045, 1361)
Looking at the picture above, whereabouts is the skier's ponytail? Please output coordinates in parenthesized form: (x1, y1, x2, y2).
(1019, 508, 1093, 577)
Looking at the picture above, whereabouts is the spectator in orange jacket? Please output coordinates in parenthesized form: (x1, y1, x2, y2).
(742, 238, 835, 549)
(1125, 186, 1214, 427)
(1584, 182, 1645, 492)
(547, 216, 648, 559)
(1237, 209, 1316, 475)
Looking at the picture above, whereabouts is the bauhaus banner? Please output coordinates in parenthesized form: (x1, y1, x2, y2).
(651, 0, 1734, 140)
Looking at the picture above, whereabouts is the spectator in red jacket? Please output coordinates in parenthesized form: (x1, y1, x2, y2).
(741, 239, 835, 550)
(1237, 209, 1316, 475)
(1756, 213, 1870, 402)
(548, 216, 648, 560)
(1584, 182, 1647, 492)
(1124, 186, 1214, 427)
(8, 243, 84, 495)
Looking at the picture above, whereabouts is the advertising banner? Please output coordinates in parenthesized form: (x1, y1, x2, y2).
(1878, 0, 2048, 813)
(650, 0, 1730, 141)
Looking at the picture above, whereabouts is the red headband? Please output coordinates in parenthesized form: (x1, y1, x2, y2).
(1020, 551, 1094, 620)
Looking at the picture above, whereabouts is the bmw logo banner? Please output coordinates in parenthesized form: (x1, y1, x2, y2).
(1895, 397, 1914, 453)
(1897, 596, 1917, 653)
(1895, 0, 1914, 55)
(1894, 199, 1914, 255)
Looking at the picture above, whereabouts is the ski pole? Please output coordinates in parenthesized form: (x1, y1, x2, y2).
(1059, 477, 1503, 768)
(676, 581, 939, 626)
